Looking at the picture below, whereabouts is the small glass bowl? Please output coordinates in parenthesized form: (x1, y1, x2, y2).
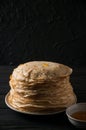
(66, 103, 86, 128)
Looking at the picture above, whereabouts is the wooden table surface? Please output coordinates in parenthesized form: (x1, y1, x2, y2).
(0, 66, 86, 130)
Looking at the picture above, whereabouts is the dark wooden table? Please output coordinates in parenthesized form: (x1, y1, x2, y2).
(0, 66, 86, 130)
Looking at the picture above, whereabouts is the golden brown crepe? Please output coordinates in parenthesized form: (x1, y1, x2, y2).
(8, 61, 77, 113)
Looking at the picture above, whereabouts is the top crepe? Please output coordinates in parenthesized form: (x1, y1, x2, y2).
(12, 61, 72, 82)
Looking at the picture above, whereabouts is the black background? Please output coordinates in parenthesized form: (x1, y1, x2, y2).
(0, 0, 86, 67)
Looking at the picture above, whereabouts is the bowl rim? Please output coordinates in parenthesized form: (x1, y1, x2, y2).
(66, 102, 86, 123)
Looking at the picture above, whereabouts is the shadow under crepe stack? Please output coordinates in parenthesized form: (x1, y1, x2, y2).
(8, 61, 77, 114)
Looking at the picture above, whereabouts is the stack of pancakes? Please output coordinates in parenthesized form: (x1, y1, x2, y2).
(8, 61, 77, 113)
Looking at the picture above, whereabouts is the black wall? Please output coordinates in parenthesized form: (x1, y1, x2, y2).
(0, 0, 86, 67)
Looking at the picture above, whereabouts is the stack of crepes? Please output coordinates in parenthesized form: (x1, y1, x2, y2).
(8, 61, 77, 113)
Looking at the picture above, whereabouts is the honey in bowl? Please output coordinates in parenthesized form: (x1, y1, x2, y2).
(71, 111, 86, 121)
